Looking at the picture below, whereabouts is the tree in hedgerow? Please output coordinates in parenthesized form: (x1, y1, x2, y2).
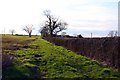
(40, 10, 68, 37)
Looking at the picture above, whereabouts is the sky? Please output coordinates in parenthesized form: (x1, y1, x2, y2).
(0, 0, 119, 37)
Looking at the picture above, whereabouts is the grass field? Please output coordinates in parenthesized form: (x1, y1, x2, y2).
(2, 35, 120, 79)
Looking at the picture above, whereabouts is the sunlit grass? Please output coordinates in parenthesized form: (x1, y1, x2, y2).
(2, 35, 120, 79)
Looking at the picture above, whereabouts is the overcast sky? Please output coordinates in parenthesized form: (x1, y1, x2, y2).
(0, 0, 119, 37)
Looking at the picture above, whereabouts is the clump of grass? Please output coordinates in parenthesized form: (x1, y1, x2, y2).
(2, 53, 15, 69)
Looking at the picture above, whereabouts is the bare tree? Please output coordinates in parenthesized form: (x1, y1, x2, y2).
(23, 24, 34, 37)
(40, 10, 68, 37)
(114, 31, 118, 37)
(61, 32, 66, 36)
(39, 26, 49, 37)
(9, 29, 16, 35)
(108, 30, 118, 37)
(61, 32, 66, 37)
(108, 31, 114, 37)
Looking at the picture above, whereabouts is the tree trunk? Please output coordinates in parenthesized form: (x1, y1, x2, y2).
(50, 31, 53, 37)
(29, 33, 31, 37)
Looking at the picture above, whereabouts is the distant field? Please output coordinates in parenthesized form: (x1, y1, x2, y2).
(2, 35, 120, 79)
(2, 35, 36, 50)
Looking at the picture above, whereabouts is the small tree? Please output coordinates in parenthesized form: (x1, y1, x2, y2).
(9, 29, 16, 35)
(108, 31, 118, 37)
(61, 32, 66, 37)
(77, 34, 83, 38)
(39, 26, 49, 37)
(108, 31, 114, 37)
(23, 24, 34, 37)
(114, 31, 118, 37)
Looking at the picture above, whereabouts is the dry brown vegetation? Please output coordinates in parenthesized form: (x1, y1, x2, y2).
(2, 36, 35, 50)
(45, 37, 120, 70)
(2, 35, 36, 69)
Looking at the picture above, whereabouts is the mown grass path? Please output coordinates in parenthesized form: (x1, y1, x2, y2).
(2, 36, 120, 79)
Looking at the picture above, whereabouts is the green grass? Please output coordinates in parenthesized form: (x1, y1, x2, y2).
(2, 35, 120, 79)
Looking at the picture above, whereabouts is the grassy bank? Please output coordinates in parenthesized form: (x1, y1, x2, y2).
(2, 35, 120, 79)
